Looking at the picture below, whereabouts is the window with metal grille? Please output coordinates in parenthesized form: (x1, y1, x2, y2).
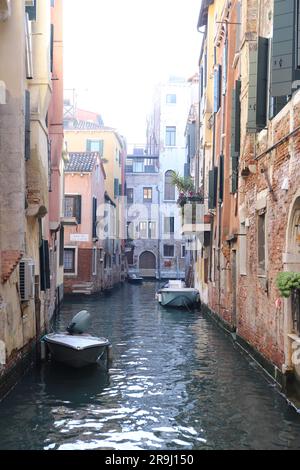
(64, 195, 82, 224)
(257, 210, 266, 275)
(64, 248, 75, 274)
(127, 188, 134, 204)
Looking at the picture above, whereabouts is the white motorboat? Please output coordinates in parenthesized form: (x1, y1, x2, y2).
(43, 310, 111, 368)
(156, 280, 200, 309)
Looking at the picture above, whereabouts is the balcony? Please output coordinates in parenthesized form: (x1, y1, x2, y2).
(126, 156, 159, 174)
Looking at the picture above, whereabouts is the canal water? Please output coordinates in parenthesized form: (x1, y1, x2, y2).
(1, 282, 300, 450)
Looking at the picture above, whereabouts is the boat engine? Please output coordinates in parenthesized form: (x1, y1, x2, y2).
(66, 310, 91, 335)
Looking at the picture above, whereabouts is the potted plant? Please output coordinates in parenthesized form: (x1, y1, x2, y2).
(276, 272, 300, 298)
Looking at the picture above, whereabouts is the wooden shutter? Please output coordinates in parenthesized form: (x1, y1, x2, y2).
(231, 155, 239, 194)
(208, 167, 218, 209)
(214, 65, 222, 113)
(40, 240, 50, 292)
(271, 0, 296, 97)
(219, 154, 224, 203)
(99, 140, 104, 157)
(256, 37, 269, 130)
(92, 197, 97, 238)
(114, 178, 119, 198)
(59, 227, 64, 267)
(75, 195, 82, 224)
(25, 90, 31, 161)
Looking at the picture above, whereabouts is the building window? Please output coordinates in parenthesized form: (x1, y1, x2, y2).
(139, 222, 148, 239)
(181, 245, 186, 258)
(166, 94, 176, 104)
(86, 139, 104, 156)
(149, 221, 157, 239)
(165, 126, 176, 146)
(143, 187, 152, 202)
(164, 217, 175, 235)
(64, 248, 76, 274)
(164, 170, 175, 200)
(164, 245, 175, 258)
(258, 210, 266, 275)
(64, 195, 82, 224)
(127, 188, 134, 204)
(92, 248, 97, 275)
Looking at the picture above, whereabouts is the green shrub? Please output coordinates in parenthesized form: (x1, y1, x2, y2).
(276, 272, 300, 298)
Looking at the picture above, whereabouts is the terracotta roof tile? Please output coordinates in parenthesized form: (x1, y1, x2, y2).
(65, 152, 99, 173)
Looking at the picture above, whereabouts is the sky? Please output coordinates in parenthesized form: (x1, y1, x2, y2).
(63, 0, 202, 144)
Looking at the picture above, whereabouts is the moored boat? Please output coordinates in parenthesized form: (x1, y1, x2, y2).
(128, 274, 144, 284)
(156, 280, 199, 309)
(43, 333, 110, 368)
(43, 310, 111, 368)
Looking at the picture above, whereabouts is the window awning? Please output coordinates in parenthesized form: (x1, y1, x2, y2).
(0, 81, 6, 104)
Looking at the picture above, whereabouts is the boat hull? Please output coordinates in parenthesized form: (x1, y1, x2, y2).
(128, 278, 143, 284)
(44, 334, 110, 368)
(160, 290, 199, 308)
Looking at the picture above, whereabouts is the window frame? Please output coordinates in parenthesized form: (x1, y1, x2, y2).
(143, 187, 153, 203)
(165, 126, 176, 147)
(163, 244, 175, 258)
(64, 247, 78, 276)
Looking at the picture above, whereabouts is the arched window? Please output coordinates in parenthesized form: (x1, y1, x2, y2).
(164, 171, 175, 201)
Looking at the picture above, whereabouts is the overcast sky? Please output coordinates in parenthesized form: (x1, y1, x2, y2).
(64, 0, 201, 144)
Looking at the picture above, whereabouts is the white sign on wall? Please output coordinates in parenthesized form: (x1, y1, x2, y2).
(70, 234, 89, 242)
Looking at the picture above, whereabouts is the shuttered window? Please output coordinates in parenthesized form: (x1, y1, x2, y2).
(208, 167, 218, 209)
(114, 178, 119, 198)
(25, 90, 31, 161)
(92, 197, 97, 239)
(40, 240, 50, 291)
(86, 139, 104, 155)
(271, 0, 300, 98)
(219, 154, 224, 203)
(231, 83, 240, 194)
(214, 65, 222, 113)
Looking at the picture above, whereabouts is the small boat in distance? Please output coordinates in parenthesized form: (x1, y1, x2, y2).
(128, 274, 144, 284)
(43, 311, 111, 368)
(156, 280, 199, 309)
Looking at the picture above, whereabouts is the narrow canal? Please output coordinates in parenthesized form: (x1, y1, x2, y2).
(1, 282, 300, 450)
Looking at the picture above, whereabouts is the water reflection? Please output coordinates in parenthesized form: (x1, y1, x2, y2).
(1, 282, 300, 449)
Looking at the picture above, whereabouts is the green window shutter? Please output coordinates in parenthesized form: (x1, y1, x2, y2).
(270, 95, 288, 119)
(271, 0, 295, 97)
(92, 197, 97, 238)
(219, 154, 224, 203)
(40, 240, 50, 292)
(208, 167, 218, 209)
(256, 37, 269, 130)
(114, 178, 119, 198)
(214, 65, 222, 113)
(75, 195, 82, 224)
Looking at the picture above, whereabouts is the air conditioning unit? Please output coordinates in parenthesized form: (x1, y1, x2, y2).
(19, 259, 35, 302)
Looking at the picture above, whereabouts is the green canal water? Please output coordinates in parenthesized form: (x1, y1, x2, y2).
(1, 282, 300, 450)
